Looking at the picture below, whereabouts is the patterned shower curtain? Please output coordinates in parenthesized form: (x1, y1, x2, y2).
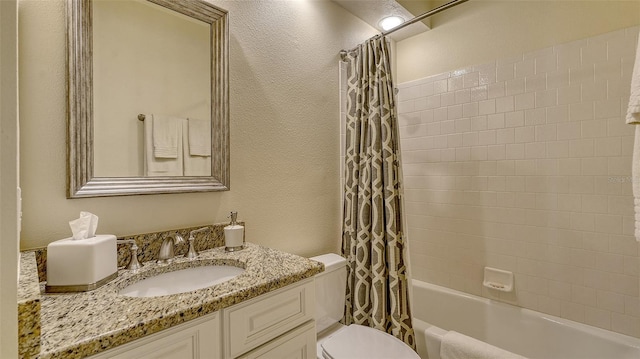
(341, 36, 415, 349)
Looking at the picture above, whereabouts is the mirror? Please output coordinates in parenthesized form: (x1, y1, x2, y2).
(67, 0, 229, 198)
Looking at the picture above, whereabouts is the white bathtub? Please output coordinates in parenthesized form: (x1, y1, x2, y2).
(411, 280, 640, 359)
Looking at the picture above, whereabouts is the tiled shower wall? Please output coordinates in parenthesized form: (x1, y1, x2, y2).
(397, 27, 640, 338)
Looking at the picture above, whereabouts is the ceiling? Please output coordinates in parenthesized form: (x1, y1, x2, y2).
(332, 0, 432, 41)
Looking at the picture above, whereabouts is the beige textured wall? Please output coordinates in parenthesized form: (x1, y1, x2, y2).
(19, 0, 377, 255)
(1, 0, 19, 355)
(396, 0, 640, 83)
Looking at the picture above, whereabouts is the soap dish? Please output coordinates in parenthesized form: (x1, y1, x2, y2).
(482, 267, 514, 292)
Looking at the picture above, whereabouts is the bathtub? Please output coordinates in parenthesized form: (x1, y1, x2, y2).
(411, 280, 640, 359)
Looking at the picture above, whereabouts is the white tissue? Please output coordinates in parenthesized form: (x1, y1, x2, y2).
(69, 211, 99, 240)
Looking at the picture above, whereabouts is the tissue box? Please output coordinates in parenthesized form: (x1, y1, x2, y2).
(46, 234, 117, 292)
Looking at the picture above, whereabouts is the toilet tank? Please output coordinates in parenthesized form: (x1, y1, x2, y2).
(310, 253, 347, 333)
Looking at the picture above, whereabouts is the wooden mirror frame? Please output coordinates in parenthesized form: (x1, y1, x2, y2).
(67, 0, 229, 198)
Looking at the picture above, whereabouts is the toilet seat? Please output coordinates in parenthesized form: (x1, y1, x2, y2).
(321, 324, 420, 359)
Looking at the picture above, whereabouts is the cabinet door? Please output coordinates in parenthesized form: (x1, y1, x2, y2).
(238, 320, 316, 359)
(223, 278, 315, 358)
(89, 311, 221, 359)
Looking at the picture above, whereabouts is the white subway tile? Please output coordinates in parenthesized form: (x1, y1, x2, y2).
(524, 142, 546, 159)
(581, 157, 608, 176)
(558, 158, 581, 175)
(479, 99, 497, 115)
(547, 105, 569, 123)
(496, 128, 515, 144)
(455, 118, 471, 133)
(558, 85, 581, 105)
(535, 124, 558, 141)
(447, 133, 463, 148)
(582, 40, 608, 65)
(558, 193, 582, 211)
(506, 143, 525, 160)
(555, 41, 583, 70)
(570, 65, 595, 84)
(562, 302, 586, 322)
(441, 92, 455, 106)
(478, 130, 497, 145)
(572, 285, 597, 306)
(607, 118, 634, 137)
(420, 82, 435, 97)
(582, 119, 607, 138)
(487, 113, 505, 129)
(463, 72, 480, 88)
(594, 98, 621, 119)
(526, 74, 547, 93)
(515, 126, 535, 143)
(595, 214, 623, 235)
(448, 75, 464, 92)
(434, 107, 448, 122)
(505, 111, 525, 127)
(497, 63, 515, 82)
(441, 119, 455, 134)
(547, 70, 570, 89)
(582, 80, 608, 102)
(496, 96, 515, 113)
(547, 141, 569, 158)
(487, 145, 506, 160)
(448, 105, 464, 120)
(470, 146, 488, 161)
(463, 103, 479, 118)
(568, 138, 595, 156)
(516, 58, 536, 78)
(568, 176, 595, 194)
(506, 78, 525, 96)
(594, 137, 622, 157)
(421, 109, 435, 123)
(525, 108, 547, 126)
(434, 79, 448, 94)
(515, 92, 536, 110)
(535, 89, 558, 108)
(426, 94, 442, 109)
(455, 89, 471, 104)
(515, 159, 536, 176)
(462, 132, 478, 147)
(609, 273, 639, 297)
(471, 115, 488, 131)
(470, 85, 488, 101)
(584, 307, 612, 330)
(611, 312, 640, 338)
(487, 82, 506, 100)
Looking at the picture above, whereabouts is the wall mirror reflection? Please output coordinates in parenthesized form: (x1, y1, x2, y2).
(67, 0, 229, 198)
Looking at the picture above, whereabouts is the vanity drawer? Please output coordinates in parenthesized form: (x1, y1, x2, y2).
(223, 278, 315, 358)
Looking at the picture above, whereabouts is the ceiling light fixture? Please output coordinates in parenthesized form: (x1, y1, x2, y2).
(378, 16, 404, 31)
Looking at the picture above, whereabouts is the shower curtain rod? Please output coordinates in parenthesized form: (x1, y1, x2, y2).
(340, 0, 469, 59)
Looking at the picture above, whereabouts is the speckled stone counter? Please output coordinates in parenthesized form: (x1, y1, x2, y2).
(25, 243, 323, 359)
(18, 251, 41, 357)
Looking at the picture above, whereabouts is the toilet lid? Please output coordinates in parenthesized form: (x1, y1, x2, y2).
(321, 324, 419, 359)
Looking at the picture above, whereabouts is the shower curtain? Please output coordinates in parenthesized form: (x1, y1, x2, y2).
(341, 36, 416, 349)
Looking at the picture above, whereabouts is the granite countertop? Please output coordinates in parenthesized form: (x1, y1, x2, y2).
(26, 243, 323, 359)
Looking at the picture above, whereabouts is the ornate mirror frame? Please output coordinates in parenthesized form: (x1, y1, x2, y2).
(67, 0, 229, 198)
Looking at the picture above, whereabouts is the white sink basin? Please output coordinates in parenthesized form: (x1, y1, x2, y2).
(119, 265, 245, 297)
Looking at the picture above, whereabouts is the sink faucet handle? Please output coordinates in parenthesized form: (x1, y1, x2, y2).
(117, 239, 143, 271)
(186, 227, 210, 260)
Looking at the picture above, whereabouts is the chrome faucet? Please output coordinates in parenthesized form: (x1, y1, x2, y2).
(186, 227, 210, 260)
(157, 234, 184, 264)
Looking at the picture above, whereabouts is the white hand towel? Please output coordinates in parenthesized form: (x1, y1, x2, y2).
(152, 114, 180, 158)
(440, 331, 526, 359)
(144, 115, 183, 176)
(626, 34, 640, 124)
(183, 120, 211, 176)
(627, 33, 640, 242)
(187, 117, 211, 156)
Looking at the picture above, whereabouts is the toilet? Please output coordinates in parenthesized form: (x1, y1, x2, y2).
(311, 253, 420, 359)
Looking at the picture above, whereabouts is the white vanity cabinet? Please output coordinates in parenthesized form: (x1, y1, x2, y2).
(223, 278, 315, 358)
(88, 278, 316, 359)
(88, 311, 222, 359)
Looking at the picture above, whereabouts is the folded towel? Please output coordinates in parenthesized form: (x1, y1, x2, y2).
(440, 331, 526, 359)
(152, 114, 180, 158)
(187, 117, 211, 156)
(182, 120, 211, 176)
(628, 33, 640, 242)
(626, 34, 640, 124)
(144, 115, 184, 176)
